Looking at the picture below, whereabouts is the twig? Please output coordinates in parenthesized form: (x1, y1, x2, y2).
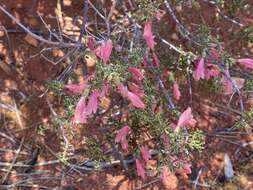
(221, 70, 244, 112)
(202, 0, 244, 27)
(191, 168, 203, 189)
(0, 25, 16, 65)
(164, 0, 201, 46)
(146, 58, 175, 109)
(235, 141, 253, 156)
(188, 180, 211, 188)
(157, 36, 194, 57)
(1, 137, 25, 184)
(0, 5, 81, 47)
(0, 176, 62, 189)
(0, 131, 16, 144)
(0, 148, 28, 155)
(56, 0, 64, 31)
(135, 178, 160, 190)
(78, 0, 89, 43)
(41, 47, 77, 65)
(37, 11, 61, 42)
(87, 0, 110, 36)
(0, 101, 16, 112)
(201, 99, 243, 116)
(13, 99, 24, 129)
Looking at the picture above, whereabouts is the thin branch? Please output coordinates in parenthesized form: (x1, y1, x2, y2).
(0, 5, 81, 47)
(202, 0, 244, 27)
(164, 0, 201, 46)
(1, 137, 25, 184)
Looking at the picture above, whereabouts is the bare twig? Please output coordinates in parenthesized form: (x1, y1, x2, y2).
(0, 5, 81, 47)
(136, 178, 160, 190)
(202, 0, 244, 27)
(0, 131, 16, 144)
(164, 0, 201, 46)
(1, 137, 25, 184)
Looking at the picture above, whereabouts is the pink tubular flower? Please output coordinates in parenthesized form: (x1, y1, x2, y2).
(115, 126, 130, 151)
(238, 58, 253, 69)
(128, 67, 144, 82)
(136, 158, 145, 179)
(100, 83, 109, 97)
(143, 21, 156, 50)
(182, 164, 192, 174)
(177, 107, 196, 128)
(73, 97, 87, 124)
(140, 146, 150, 164)
(193, 58, 205, 81)
(118, 83, 145, 108)
(86, 36, 96, 51)
(176, 163, 192, 177)
(95, 39, 113, 63)
(173, 82, 181, 101)
(64, 83, 86, 94)
(127, 91, 145, 108)
(209, 47, 221, 60)
(160, 166, 171, 180)
(118, 83, 129, 97)
(152, 52, 160, 67)
(129, 83, 145, 98)
(204, 64, 220, 80)
(86, 90, 99, 115)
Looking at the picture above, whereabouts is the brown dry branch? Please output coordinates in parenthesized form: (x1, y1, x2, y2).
(0, 5, 81, 48)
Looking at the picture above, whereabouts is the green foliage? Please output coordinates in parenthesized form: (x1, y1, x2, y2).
(187, 129, 205, 151)
(51, 116, 68, 129)
(131, 109, 169, 137)
(245, 77, 253, 91)
(62, 95, 79, 116)
(94, 59, 128, 88)
(36, 124, 47, 136)
(59, 141, 73, 165)
(202, 77, 222, 93)
(131, 0, 163, 22)
(234, 119, 250, 130)
(231, 26, 253, 44)
(233, 108, 253, 130)
(46, 80, 64, 93)
(195, 24, 213, 47)
(221, 53, 236, 68)
(128, 48, 145, 67)
(85, 137, 105, 162)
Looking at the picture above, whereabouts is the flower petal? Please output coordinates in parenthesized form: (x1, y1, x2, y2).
(129, 83, 145, 98)
(128, 67, 144, 82)
(173, 82, 181, 101)
(238, 58, 253, 69)
(136, 158, 145, 179)
(177, 107, 196, 128)
(115, 126, 130, 151)
(140, 146, 150, 163)
(64, 83, 85, 94)
(143, 21, 156, 50)
(95, 39, 113, 63)
(193, 58, 205, 81)
(86, 90, 99, 115)
(73, 97, 87, 124)
(86, 36, 96, 51)
(127, 91, 145, 108)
